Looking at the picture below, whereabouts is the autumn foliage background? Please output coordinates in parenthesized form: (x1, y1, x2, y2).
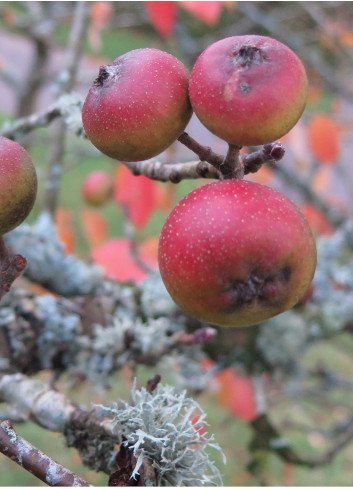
(1, 1, 353, 486)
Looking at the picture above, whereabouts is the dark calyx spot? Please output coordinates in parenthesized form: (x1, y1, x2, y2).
(240, 82, 251, 94)
(94, 66, 110, 87)
(223, 266, 292, 310)
(281, 266, 292, 282)
(234, 45, 265, 69)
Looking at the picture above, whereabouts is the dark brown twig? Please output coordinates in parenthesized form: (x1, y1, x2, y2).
(242, 142, 285, 174)
(250, 413, 353, 468)
(146, 375, 162, 394)
(0, 420, 93, 486)
(0, 237, 27, 302)
(177, 132, 224, 169)
(219, 143, 243, 179)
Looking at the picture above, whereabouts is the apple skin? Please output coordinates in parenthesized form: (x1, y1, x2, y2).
(189, 35, 308, 146)
(82, 171, 113, 206)
(82, 48, 192, 162)
(158, 179, 317, 327)
(0, 136, 37, 235)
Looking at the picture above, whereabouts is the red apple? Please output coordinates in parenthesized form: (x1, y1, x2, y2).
(82, 171, 113, 206)
(82, 48, 192, 162)
(158, 179, 316, 327)
(0, 136, 37, 235)
(189, 35, 308, 146)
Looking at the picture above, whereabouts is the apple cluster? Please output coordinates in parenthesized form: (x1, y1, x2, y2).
(83, 35, 317, 328)
(0, 136, 37, 236)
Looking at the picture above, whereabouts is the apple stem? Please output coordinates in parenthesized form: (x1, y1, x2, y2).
(176, 132, 285, 180)
(220, 144, 243, 180)
(177, 132, 224, 168)
(178, 132, 244, 179)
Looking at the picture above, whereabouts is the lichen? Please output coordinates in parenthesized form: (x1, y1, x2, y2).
(139, 272, 181, 318)
(4, 212, 103, 296)
(256, 311, 308, 369)
(96, 381, 225, 486)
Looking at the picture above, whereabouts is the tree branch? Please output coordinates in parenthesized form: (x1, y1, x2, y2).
(0, 420, 92, 486)
(41, 1, 90, 215)
(1, 94, 83, 141)
(250, 413, 353, 468)
(125, 141, 285, 183)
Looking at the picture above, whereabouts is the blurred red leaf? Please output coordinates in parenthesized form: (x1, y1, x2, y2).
(139, 236, 159, 269)
(312, 166, 331, 195)
(155, 181, 176, 213)
(81, 208, 109, 247)
(92, 238, 148, 283)
(300, 203, 335, 236)
(340, 29, 353, 47)
(307, 113, 341, 165)
(246, 165, 274, 186)
(145, 1, 177, 37)
(92, 237, 158, 284)
(88, 1, 113, 51)
(189, 415, 207, 438)
(215, 368, 257, 422)
(90, 1, 112, 27)
(2, 7, 16, 26)
(114, 165, 158, 229)
(281, 120, 311, 170)
(55, 208, 75, 254)
(179, 1, 223, 25)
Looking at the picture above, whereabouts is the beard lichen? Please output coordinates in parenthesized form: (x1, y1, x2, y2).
(96, 380, 225, 486)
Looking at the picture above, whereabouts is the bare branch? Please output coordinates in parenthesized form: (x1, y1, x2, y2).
(125, 159, 219, 183)
(250, 413, 353, 468)
(124, 142, 285, 183)
(42, 1, 90, 215)
(1, 94, 83, 141)
(0, 420, 93, 486)
(178, 132, 224, 170)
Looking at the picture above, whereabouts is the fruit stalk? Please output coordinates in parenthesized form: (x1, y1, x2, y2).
(220, 143, 243, 179)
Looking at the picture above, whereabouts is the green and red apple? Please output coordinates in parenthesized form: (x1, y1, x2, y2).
(158, 180, 316, 327)
(82, 48, 192, 162)
(189, 35, 308, 146)
(0, 136, 37, 235)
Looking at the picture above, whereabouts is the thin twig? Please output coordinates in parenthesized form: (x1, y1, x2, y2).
(146, 374, 162, 394)
(0, 420, 93, 486)
(250, 413, 353, 468)
(177, 132, 224, 170)
(1, 105, 61, 140)
(41, 1, 89, 215)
